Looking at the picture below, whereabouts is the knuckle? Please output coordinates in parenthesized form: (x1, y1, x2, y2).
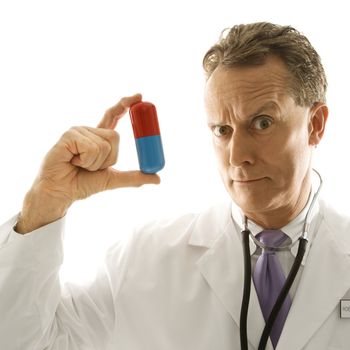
(77, 126, 88, 133)
(64, 126, 76, 134)
(100, 140, 111, 154)
(120, 97, 127, 105)
(62, 128, 76, 140)
(90, 142, 100, 155)
(67, 126, 85, 136)
(108, 129, 119, 143)
(83, 143, 99, 159)
(80, 151, 93, 164)
(69, 125, 81, 132)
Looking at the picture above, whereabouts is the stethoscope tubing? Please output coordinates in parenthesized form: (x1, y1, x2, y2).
(240, 229, 252, 350)
(239, 169, 322, 350)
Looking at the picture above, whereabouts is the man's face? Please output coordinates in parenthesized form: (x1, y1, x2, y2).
(204, 56, 318, 223)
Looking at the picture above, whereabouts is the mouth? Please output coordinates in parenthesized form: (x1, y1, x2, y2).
(233, 178, 265, 184)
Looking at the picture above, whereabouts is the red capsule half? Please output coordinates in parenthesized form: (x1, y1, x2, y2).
(129, 101, 165, 173)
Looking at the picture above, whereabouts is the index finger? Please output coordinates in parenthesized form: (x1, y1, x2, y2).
(97, 93, 142, 129)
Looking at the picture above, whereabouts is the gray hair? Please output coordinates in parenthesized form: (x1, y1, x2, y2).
(203, 22, 327, 107)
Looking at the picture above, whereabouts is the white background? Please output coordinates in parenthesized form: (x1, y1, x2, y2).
(0, 0, 349, 282)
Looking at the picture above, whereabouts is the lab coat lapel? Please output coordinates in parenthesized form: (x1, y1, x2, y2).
(189, 203, 273, 350)
(277, 219, 350, 350)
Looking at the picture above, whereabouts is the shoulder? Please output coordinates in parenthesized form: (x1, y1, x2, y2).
(105, 201, 232, 265)
(319, 197, 350, 247)
(104, 201, 232, 266)
(103, 201, 232, 292)
(131, 200, 232, 249)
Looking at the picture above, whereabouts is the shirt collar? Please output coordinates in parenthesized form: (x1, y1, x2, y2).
(231, 184, 321, 264)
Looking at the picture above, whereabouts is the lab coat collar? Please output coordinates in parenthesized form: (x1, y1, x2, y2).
(230, 185, 320, 266)
(188, 201, 274, 349)
(187, 202, 233, 248)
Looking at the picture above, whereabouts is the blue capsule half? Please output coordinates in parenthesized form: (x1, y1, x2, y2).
(135, 135, 165, 173)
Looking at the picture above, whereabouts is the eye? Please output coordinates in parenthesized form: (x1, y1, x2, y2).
(212, 125, 232, 137)
(252, 116, 273, 130)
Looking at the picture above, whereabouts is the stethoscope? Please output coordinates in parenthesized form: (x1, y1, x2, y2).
(239, 169, 323, 350)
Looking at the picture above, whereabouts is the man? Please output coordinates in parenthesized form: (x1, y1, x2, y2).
(0, 22, 349, 350)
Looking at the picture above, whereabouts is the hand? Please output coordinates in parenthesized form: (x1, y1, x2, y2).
(16, 94, 160, 234)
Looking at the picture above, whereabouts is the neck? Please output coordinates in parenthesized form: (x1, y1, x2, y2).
(245, 174, 312, 229)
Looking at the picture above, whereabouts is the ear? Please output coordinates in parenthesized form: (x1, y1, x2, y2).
(308, 102, 329, 146)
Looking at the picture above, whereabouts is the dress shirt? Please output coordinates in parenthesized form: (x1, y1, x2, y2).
(231, 186, 322, 300)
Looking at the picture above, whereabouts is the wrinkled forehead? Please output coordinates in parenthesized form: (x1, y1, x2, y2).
(204, 57, 293, 115)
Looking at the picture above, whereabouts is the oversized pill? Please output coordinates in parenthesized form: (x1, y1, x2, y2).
(129, 101, 165, 173)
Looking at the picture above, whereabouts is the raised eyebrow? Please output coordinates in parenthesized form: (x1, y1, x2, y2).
(249, 101, 280, 118)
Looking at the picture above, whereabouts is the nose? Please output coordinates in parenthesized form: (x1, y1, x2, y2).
(229, 129, 255, 167)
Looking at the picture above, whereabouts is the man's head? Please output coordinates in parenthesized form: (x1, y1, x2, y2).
(203, 22, 327, 107)
(203, 22, 328, 228)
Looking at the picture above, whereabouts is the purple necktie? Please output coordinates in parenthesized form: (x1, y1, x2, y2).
(253, 230, 292, 349)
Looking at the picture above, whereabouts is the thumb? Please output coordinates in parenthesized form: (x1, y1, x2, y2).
(105, 168, 161, 190)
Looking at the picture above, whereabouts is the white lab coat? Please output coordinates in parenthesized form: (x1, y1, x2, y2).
(0, 199, 349, 350)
